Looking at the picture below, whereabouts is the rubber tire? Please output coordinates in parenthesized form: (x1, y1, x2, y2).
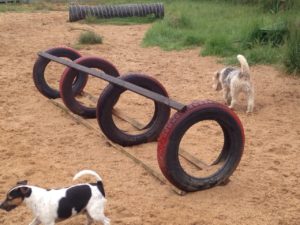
(157, 100, 244, 192)
(32, 47, 88, 99)
(97, 73, 171, 147)
(60, 56, 120, 118)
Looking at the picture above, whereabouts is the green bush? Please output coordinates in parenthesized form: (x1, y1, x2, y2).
(262, 0, 295, 13)
(78, 31, 102, 45)
(166, 13, 193, 29)
(201, 36, 237, 57)
(242, 21, 288, 48)
(284, 23, 300, 75)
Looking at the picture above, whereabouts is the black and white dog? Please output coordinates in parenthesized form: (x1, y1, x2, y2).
(0, 170, 109, 225)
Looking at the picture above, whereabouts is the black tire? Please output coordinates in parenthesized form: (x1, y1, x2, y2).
(60, 56, 120, 118)
(97, 73, 171, 146)
(157, 100, 244, 192)
(32, 46, 88, 99)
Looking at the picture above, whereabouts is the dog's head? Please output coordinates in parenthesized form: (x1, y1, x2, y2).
(212, 71, 222, 91)
(0, 180, 31, 212)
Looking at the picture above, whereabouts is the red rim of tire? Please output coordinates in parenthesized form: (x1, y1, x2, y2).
(157, 100, 245, 192)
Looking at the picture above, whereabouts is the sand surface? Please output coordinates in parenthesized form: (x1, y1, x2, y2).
(0, 12, 299, 225)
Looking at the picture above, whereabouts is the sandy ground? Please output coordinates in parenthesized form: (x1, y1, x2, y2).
(0, 11, 300, 225)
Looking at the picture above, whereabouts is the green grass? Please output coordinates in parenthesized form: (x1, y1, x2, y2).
(78, 31, 103, 45)
(284, 22, 300, 75)
(0, 0, 155, 12)
(83, 15, 158, 26)
(144, 2, 261, 53)
(143, 0, 300, 72)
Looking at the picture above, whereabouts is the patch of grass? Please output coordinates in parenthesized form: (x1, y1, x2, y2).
(142, 22, 188, 50)
(144, 1, 260, 51)
(143, 0, 300, 71)
(242, 20, 289, 48)
(166, 12, 193, 29)
(84, 15, 158, 25)
(261, 0, 295, 13)
(201, 35, 238, 57)
(183, 34, 205, 47)
(0, 1, 67, 12)
(0, 2, 30, 12)
(284, 22, 300, 75)
(78, 31, 102, 45)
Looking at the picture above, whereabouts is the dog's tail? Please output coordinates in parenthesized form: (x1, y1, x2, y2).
(237, 54, 250, 77)
(73, 170, 106, 197)
(73, 170, 102, 182)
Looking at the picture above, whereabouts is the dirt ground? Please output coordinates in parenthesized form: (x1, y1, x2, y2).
(0, 11, 299, 225)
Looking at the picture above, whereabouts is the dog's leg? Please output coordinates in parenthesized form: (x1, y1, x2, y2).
(103, 217, 110, 225)
(29, 217, 41, 225)
(85, 213, 94, 225)
(89, 212, 110, 225)
(229, 87, 238, 110)
(223, 88, 231, 105)
(246, 88, 255, 113)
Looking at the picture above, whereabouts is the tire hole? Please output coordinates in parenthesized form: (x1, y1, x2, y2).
(112, 90, 155, 135)
(179, 120, 224, 178)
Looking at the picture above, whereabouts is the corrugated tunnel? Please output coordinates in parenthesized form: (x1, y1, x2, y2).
(69, 3, 164, 22)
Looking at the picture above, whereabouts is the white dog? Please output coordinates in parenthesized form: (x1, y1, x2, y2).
(0, 170, 109, 225)
(213, 54, 254, 113)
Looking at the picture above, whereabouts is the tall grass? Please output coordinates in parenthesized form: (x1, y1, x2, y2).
(78, 31, 102, 44)
(144, 3, 265, 58)
(213, 0, 296, 12)
(143, 0, 299, 71)
(284, 22, 300, 75)
(84, 15, 158, 25)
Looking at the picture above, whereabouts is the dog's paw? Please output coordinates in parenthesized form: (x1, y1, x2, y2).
(104, 217, 110, 225)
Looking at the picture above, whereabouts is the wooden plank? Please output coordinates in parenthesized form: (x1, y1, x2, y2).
(81, 92, 145, 130)
(179, 148, 209, 170)
(39, 52, 186, 112)
(82, 91, 209, 169)
(49, 99, 186, 196)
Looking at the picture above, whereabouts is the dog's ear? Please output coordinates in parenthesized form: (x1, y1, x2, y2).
(19, 187, 31, 197)
(16, 180, 28, 185)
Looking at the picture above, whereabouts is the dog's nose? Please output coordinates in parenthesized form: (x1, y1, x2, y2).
(0, 201, 8, 211)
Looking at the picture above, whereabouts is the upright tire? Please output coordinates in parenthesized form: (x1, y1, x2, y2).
(157, 100, 244, 192)
(97, 73, 171, 146)
(59, 56, 120, 118)
(33, 47, 88, 99)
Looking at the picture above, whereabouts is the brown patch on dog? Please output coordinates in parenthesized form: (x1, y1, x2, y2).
(8, 197, 23, 206)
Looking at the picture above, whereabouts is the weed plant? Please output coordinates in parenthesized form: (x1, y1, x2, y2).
(78, 31, 102, 45)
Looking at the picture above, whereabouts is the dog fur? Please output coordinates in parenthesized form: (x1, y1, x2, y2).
(213, 54, 254, 113)
(0, 170, 109, 225)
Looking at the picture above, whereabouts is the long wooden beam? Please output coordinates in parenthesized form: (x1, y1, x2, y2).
(39, 52, 187, 112)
